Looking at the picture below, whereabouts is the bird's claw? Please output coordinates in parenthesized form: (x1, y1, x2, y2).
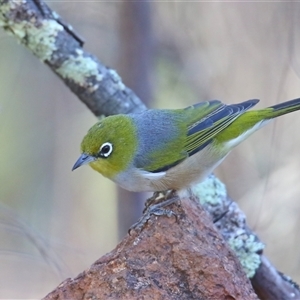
(143, 190, 176, 213)
(128, 197, 179, 234)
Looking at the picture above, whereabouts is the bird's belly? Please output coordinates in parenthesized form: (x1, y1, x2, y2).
(162, 145, 227, 190)
(113, 167, 166, 192)
(114, 144, 227, 192)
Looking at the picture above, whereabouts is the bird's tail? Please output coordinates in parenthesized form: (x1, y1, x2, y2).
(267, 97, 300, 119)
(216, 97, 300, 149)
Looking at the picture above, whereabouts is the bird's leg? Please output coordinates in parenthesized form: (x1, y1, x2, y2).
(129, 194, 179, 234)
(143, 191, 162, 212)
(143, 190, 176, 213)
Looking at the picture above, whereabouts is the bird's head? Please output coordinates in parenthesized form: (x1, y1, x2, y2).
(72, 115, 137, 180)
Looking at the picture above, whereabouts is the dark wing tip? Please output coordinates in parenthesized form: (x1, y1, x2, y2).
(239, 99, 260, 109)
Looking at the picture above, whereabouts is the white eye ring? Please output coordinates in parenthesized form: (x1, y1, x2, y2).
(99, 142, 113, 158)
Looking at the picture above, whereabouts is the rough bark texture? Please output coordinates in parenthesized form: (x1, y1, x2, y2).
(1, 0, 300, 299)
(0, 0, 146, 117)
(252, 256, 300, 300)
(43, 197, 257, 300)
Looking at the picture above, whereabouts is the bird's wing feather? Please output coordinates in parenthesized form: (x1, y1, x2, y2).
(185, 99, 259, 156)
(144, 99, 259, 173)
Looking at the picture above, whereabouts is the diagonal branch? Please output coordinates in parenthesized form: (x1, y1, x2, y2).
(43, 197, 258, 300)
(1, 0, 300, 299)
(0, 0, 146, 117)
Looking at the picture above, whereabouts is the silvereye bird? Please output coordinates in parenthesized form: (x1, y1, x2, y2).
(73, 98, 300, 194)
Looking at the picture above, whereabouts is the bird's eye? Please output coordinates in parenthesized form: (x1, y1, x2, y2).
(99, 142, 113, 158)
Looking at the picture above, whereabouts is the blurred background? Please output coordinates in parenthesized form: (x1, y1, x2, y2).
(1, 1, 300, 298)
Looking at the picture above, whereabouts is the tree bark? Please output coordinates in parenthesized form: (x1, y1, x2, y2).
(1, 0, 300, 299)
(43, 196, 257, 300)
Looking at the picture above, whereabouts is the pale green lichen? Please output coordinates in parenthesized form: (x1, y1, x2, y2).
(191, 175, 227, 205)
(0, 1, 17, 26)
(51, 11, 60, 20)
(0, 1, 16, 17)
(18, 20, 62, 60)
(108, 68, 126, 90)
(228, 234, 264, 278)
(0, 1, 62, 62)
(56, 54, 103, 87)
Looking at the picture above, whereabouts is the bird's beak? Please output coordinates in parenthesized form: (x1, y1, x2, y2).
(72, 153, 96, 171)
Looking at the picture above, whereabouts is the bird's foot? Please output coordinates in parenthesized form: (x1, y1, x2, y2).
(129, 197, 179, 234)
(143, 190, 176, 213)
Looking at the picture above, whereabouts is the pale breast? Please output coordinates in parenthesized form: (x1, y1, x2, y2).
(158, 143, 227, 190)
(114, 143, 228, 192)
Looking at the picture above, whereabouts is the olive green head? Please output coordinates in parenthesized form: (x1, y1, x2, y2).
(72, 115, 137, 179)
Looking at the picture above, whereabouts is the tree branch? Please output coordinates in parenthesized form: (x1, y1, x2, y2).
(196, 176, 300, 299)
(0, 0, 146, 117)
(1, 0, 300, 299)
(43, 197, 258, 300)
